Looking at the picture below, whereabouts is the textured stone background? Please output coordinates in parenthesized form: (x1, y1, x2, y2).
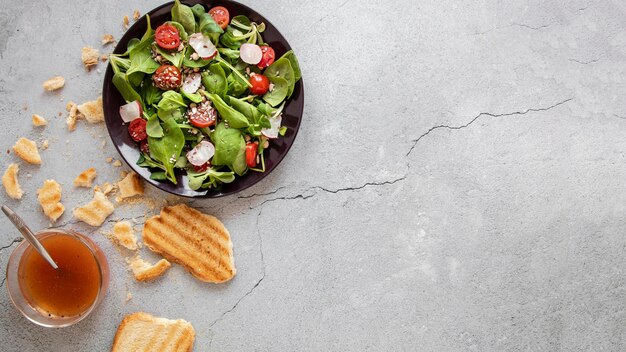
(1, 0, 626, 351)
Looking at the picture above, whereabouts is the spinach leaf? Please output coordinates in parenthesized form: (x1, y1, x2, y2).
(112, 72, 143, 104)
(205, 93, 250, 128)
(127, 71, 145, 87)
(279, 50, 302, 82)
(256, 102, 273, 116)
(181, 89, 202, 103)
(262, 76, 288, 107)
(109, 55, 131, 74)
(157, 91, 186, 112)
(220, 25, 245, 50)
(187, 168, 236, 190)
(211, 122, 245, 166)
(150, 171, 167, 181)
(231, 15, 251, 28)
(217, 48, 240, 60)
(201, 63, 227, 96)
(229, 97, 260, 123)
(227, 73, 247, 96)
(153, 44, 184, 68)
(143, 76, 162, 106)
(158, 108, 183, 121)
(171, 0, 196, 34)
(232, 143, 247, 176)
(264, 58, 295, 97)
(137, 153, 166, 169)
(191, 4, 223, 36)
(146, 114, 164, 138)
(148, 118, 185, 184)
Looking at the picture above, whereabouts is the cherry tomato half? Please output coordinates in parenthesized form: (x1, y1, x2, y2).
(193, 162, 211, 173)
(153, 65, 182, 90)
(209, 6, 230, 30)
(128, 118, 147, 142)
(257, 45, 275, 69)
(186, 103, 217, 128)
(139, 140, 150, 154)
(155, 24, 181, 50)
(249, 74, 270, 95)
(245, 142, 258, 167)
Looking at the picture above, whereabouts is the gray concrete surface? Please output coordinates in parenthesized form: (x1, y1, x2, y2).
(1, 0, 625, 350)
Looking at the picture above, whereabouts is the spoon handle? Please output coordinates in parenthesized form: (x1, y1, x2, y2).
(1, 205, 59, 270)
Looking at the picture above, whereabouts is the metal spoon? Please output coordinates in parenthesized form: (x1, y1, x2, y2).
(2, 205, 58, 269)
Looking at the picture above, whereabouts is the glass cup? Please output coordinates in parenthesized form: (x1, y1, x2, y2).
(5, 229, 109, 327)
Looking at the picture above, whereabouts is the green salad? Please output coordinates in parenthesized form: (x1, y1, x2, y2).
(108, 0, 301, 191)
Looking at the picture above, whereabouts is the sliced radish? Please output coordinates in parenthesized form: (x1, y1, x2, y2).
(186, 140, 215, 166)
(181, 72, 202, 94)
(188, 33, 217, 59)
(261, 115, 282, 139)
(119, 100, 142, 123)
(239, 43, 263, 65)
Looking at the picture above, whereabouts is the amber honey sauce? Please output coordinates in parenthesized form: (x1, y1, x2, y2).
(18, 233, 101, 318)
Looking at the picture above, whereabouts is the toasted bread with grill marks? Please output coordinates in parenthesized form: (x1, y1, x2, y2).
(143, 204, 236, 283)
(111, 312, 195, 352)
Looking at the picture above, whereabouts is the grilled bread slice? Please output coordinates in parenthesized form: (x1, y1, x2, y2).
(73, 191, 114, 226)
(111, 312, 195, 352)
(143, 204, 236, 283)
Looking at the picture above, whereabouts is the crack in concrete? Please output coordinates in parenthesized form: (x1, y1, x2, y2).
(208, 207, 267, 344)
(511, 22, 553, 30)
(569, 58, 600, 65)
(236, 186, 286, 200)
(0, 237, 22, 253)
(0, 237, 23, 288)
(405, 98, 573, 157)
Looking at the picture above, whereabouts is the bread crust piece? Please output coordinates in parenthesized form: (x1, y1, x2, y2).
(113, 221, 138, 250)
(118, 172, 144, 198)
(2, 164, 23, 199)
(111, 312, 195, 352)
(143, 204, 236, 283)
(37, 180, 64, 221)
(129, 256, 171, 281)
(42, 76, 65, 91)
(13, 137, 41, 164)
(74, 167, 97, 187)
(73, 191, 114, 226)
(77, 96, 104, 123)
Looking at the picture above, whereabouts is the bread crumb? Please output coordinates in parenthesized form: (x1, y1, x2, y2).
(66, 101, 75, 112)
(37, 180, 64, 222)
(42, 76, 65, 91)
(81, 46, 99, 70)
(125, 292, 132, 303)
(106, 157, 113, 163)
(112, 160, 122, 167)
(94, 182, 116, 195)
(123, 15, 129, 29)
(101, 34, 115, 45)
(100, 54, 109, 62)
(112, 221, 138, 250)
(73, 191, 114, 226)
(74, 168, 97, 188)
(2, 164, 23, 199)
(117, 172, 144, 199)
(41, 140, 49, 150)
(129, 256, 170, 281)
(66, 102, 85, 131)
(13, 137, 41, 164)
(77, 96, 104, 123)
(32, 114, 47, 127)
(133, 10, 140, 21)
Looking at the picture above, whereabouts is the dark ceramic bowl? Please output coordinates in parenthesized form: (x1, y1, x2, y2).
(102, 0, 303, 197)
